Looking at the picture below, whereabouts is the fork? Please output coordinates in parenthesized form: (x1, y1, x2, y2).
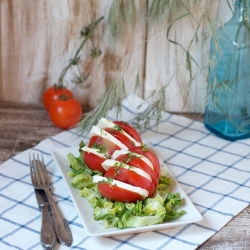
(30, 153, 73, 247)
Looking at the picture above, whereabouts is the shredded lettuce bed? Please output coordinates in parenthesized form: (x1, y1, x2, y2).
(67, 141, 186, 229)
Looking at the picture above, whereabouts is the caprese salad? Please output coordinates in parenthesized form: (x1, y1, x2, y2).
(67, 118, 186, 229)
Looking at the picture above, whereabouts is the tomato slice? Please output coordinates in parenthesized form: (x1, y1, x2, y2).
(88, 135, 121, 155)
(104, 128, 135, 149)
(97, 182, 145, 203)
(97, 118, 141, 147)
(115, 154, 158, 187)
(83, 148, 107, 174)
(105, 166, 156, 197)
(131, 146, 161, 179)
(130, 146, 143, 155)
(143, 150, 161, 179)
(113, 121, 142, 144)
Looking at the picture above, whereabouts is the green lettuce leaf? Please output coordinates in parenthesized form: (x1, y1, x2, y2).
(66, 147, 186, 229)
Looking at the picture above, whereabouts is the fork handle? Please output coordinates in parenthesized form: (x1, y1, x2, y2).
(44, 188, 73, 246)
(40, 204, 57, 250)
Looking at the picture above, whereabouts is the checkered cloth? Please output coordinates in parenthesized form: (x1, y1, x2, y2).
(0, 94, 250, 250)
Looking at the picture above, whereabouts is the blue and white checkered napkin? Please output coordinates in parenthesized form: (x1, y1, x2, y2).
(0, 94, 250, 250)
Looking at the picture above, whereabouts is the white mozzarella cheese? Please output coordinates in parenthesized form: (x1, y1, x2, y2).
(97, 118, 141, 147)
(93, 176, 149, 198)
(111, 150, 154, 170)
(90, 126, 128, 150)
(81, 146, 107, 159)
(101, 159, 152, 181)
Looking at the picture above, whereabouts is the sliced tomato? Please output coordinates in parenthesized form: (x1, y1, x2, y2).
(97, 182, 145, 203)
(143, 150, 161, 179)
(83, 150, 106, 175)
(97, 118, 141, 147)
(130, 146, 143, 155)
(113, 121, 142, 144)
(104, 128, 135, 149)
(88, 135, 121, 155)
(105, 166, 156, 197)
(115, 154, 158, 187)
(131, 146, 161, 179)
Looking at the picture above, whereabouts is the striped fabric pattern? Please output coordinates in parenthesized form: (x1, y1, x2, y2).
(0, 94, 249, 250)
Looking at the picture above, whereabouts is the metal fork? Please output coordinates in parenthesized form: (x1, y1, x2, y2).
(30, 153, 73, 247)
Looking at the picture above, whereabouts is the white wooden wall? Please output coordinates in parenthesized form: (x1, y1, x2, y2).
(0, 0, 234, 112)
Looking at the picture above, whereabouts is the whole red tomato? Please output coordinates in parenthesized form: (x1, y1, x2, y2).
(43, 86, 74, 111)
(49, 98, 82, 129)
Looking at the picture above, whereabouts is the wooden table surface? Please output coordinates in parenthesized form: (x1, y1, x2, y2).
(0, 100, 249, 249)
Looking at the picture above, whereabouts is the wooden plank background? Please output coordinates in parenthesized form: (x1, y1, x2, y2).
(0, 0, 234, 112)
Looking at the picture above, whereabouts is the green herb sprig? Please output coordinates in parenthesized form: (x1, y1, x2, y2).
(77, 76, 126, 135)
(57, 16, 104, 88)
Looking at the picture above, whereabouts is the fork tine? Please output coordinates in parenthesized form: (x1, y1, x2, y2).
(41, 154, 50, 186)
(29, 153, 35, 185)
(30, 152, 49, 187)
(37, 154, 50, 186)
(43, 155, 51, 184)
(33, 153, 42, 186)
(39, 157, 45, 183)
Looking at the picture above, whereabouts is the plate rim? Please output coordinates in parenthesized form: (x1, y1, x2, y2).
(51, 144, 203, 237)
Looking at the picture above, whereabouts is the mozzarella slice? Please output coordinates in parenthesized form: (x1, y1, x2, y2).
(97, 118, 141, 147)
(112, 150, 130, 160)
(101, 159, 152, 181)
(93, 176, 148, 198)
(112, 150, 154, 170)
(97, 118, 116, 129)
(82, 146, 107, 159)
(90, 126, 128, 150)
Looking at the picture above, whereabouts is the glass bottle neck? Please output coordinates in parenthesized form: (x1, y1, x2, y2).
(235, 0, 250, 7)
(234, 0, 250, 23)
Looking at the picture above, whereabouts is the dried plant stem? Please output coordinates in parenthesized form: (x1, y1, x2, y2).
(77, 76, 126, 135)
(77, 0, 236, 134)
(58, 16, 104, 86)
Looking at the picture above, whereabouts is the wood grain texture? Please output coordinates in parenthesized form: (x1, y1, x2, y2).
(0, 0, 146, 107)
(199, 206, 250, 249)
(0, 100, 249, 249)
(0, 100, 91, 162)
(144, 0, 235, 112)
(1, 0, 235, 112)
(0, 101, 60, 162)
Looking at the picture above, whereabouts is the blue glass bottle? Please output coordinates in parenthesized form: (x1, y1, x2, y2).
(204, 0, 250, 140)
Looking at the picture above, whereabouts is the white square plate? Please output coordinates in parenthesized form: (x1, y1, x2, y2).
(51, 144, 202, 237)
